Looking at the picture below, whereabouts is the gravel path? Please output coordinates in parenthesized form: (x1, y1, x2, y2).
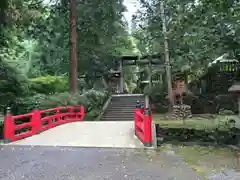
(0, 145, 201, 180)
(208, 169, 240, 180)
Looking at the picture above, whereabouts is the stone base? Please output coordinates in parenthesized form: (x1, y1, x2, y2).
(173, 104, 192, 120)
(144, 142, 152, 147)
(3, 139, 10, 144)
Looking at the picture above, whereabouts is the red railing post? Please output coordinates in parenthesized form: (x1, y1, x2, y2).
(143, 107, 152, 147)
(68, 106, 73, 121)
(134, 100, 141, 135)
(56, 108, 60, 123)
(79, 106, 84, 121)
(32, 110, 41, 134)
(3, 107, 14, 143)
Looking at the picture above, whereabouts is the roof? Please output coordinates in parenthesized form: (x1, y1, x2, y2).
(208, 53, 239, 68)
(228, 83, 240, 92)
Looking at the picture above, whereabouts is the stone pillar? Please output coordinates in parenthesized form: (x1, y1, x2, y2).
(145, 95, 149, 109)
(145, 57, 152, 109)
(148, 57, 152, 88)
(238, 96, 240, 117)
(119, 59, 124, 93)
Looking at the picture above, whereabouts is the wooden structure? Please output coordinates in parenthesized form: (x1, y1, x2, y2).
(187, 55, 240, 114)
(172, 71, 188, 104)
(190, 56, 240, 94)
(106, 70, 122, 93)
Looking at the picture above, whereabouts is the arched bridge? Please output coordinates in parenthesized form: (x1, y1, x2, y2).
(0, 95, 201, 180)
(3, 102, 153, 148)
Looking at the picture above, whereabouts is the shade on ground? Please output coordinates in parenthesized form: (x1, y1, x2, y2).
(9, 121, 144, 148)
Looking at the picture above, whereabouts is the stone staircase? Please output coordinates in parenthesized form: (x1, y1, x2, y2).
(101, 94, 144, 121)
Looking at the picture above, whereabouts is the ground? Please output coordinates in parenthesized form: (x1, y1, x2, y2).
(153, 113, 240, 179)
(152, 114, 240, 130)
(2, 114, 240, 179)
(0, 145, 201, 180)
(160, 144, 239, 179)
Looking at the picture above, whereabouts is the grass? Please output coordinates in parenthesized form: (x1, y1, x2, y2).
(166, 145, 239, 178)
(152, 113, 240, 130)
(154, 113, 240, 178)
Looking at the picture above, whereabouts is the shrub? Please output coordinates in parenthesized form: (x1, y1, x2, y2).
(146, 84, 169, 113)
(12, 93, 47, 115)
(29, 75, 68, 94)
(0, 59, 29, 110)
(40, 92, 86, 109)
(12, 90, 109, 120)
(81, 89, 109, 113)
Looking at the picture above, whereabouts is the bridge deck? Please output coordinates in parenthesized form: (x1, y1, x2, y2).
(9, 121, 144, 148)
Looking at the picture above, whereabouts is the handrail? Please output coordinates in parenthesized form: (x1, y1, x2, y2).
(134, 105, 152, 147)
(3, 106, 85, 143)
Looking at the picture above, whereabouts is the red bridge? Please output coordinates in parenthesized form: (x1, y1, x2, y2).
(0, 99, 201, 180)
(2, 103, 152, 148)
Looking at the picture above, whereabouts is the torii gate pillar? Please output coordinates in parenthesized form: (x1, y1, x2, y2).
(119, 59, 124, 93)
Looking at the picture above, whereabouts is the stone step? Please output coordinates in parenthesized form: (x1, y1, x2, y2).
(112, 96, 143, 99)
(110, 101, 144, 104)
(106, 112, 133, 115)
(105, 109, 134, 112)
(107, 108, 135, 110)
(110, 103, 143, 106)
(111, 98, 144, 101)
(107, 106, 135, 109)
(112, 100, 144, 102)
(102, 115, 133, 118)
(100, 95, 145, 121)
(108, 103, 143, 106)
(101, 117, 133, 121)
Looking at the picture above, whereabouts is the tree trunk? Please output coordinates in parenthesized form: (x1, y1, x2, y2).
(69, 0, 78, 94)
(160, 1, 174, 111)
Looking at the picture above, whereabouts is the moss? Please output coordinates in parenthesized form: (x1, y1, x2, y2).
(172, 145, 238, 178)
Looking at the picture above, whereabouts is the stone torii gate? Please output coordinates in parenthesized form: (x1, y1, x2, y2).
(107, 54, 164, 110)
(112, 54, 164, 93)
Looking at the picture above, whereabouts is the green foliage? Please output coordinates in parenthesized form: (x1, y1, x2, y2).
(0, 0, 136, 80)
(81, 89, 109, 113)
(29, 75, 68, 94)
(13, 93, 47, 115)
(0, 57, 29, 109)
(133, 0, 240, 77)
(146, 84, 169, 113)
(157, 127, 240, 145)
(13, 90, 109, 120)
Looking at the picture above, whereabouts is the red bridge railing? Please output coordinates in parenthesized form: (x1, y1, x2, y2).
(134, 102, 152, 147)
(3, 106, 84, 143)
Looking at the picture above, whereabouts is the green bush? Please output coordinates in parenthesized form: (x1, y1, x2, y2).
(147, 84, 169, 113)
(13, 90, 109, 120)
(12, 93, 47, 115)
(40, 92, 86, 109)
(0, 59, 29, 109)
(29, 75, 68, 94)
